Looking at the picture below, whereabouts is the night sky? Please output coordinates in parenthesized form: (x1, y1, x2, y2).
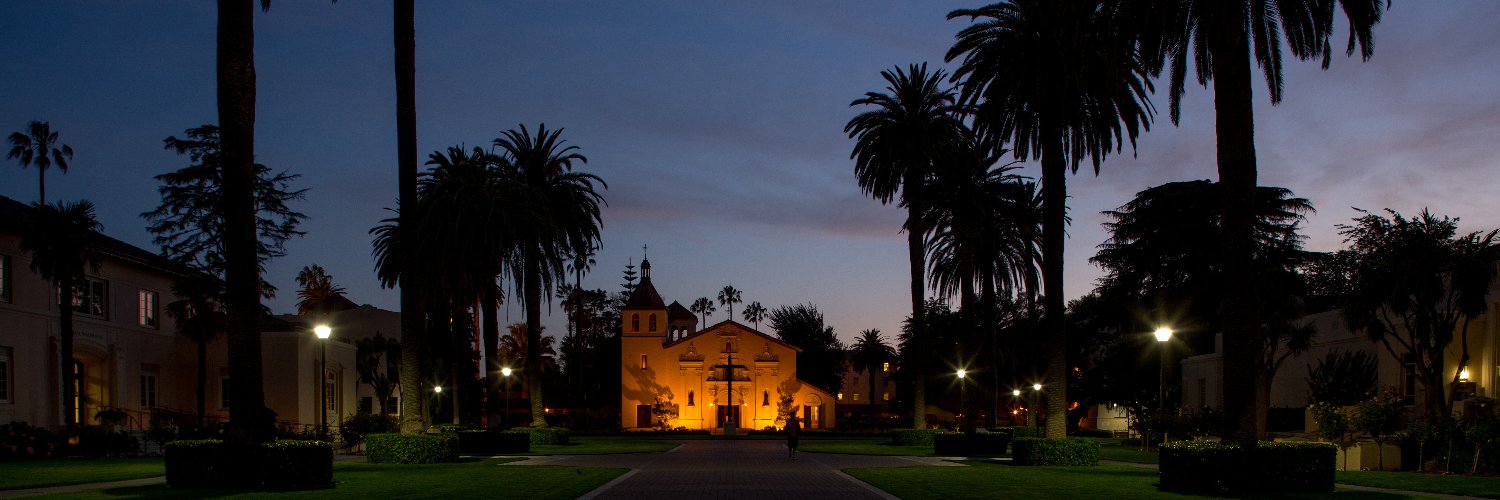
(4, 2, 1499, 346)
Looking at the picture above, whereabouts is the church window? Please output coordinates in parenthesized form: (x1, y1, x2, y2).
(688, 391, 695, 406)
(837, 392, 843, 401)
(724, 341, 733, 353)
(649, 314, 657, 332)
(882, 362, 890, 373)
(762, 390, 769, 406)
(631, 314, 640, 332)
(639, 354, 648, 370)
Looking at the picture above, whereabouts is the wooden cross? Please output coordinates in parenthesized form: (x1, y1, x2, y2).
(712, 349, 747, 422)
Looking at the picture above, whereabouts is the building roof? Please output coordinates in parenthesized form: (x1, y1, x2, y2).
(0, 194, 197, 278)
(666, 319, 802, 352)
(667, 301, 696, 321)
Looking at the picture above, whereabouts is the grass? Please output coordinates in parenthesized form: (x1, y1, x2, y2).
(30, 457, 625, 499)
(846, 461, 1425, 500)
(799, 439, 934, 456)
(526, 436, 678, 455)
(1336, 470, 1500, 499)
(0, 457, 165, 490)
(1081, 437, 1160, 464)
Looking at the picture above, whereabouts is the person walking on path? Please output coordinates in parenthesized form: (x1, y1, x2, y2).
(786, 414, 800, 459)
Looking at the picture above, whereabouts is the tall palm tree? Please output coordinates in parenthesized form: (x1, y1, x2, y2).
(850, 329, 896, 407)
(393, 0, 425, 435)
(492, 124, 606, 427)
(717, 285, 742, 321)
(295, 264, 348, 316)
(1132, 0, 1384, 445)
(742, 301, 768, 331)
(7, 121, 73, 204)
(216, 0, 276, 443)
(946, 0, 1153, 438)
(166, 274, 227, 425)
(845, 63, 964, 429)
(691, 297, 715, 326)
(20, 200, 101, 430)
(567, 248, 596, 340)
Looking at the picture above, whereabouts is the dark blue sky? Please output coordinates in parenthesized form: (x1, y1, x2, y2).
(5, 2, 1499, 345)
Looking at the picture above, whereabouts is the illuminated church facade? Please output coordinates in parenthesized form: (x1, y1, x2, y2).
(619, 259, 835, 432)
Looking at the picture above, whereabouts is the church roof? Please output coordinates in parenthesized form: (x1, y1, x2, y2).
(665, 319, 802, 352)
(624, 275, 666, 309)
(667, 301, 695, 320)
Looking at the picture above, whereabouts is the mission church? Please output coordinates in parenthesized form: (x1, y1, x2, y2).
(619, 259, 835, 433)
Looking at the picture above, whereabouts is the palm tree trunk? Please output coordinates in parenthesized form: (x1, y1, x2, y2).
(449, 302, 462, 425)
(483, 285, 501, 426)
(394, 0, 426, 435)
(1211, 6, 1262, 447)
(197, 339, 208, 426)
(959, 247, 978, 434)
(525, 250, 547, 427)
(1040, 129, 1067, 439)
(905, 169, 928, 430)
(38, 170, 46, 205)
(217, 0, 272, 444)
(58, 276, 76, 430)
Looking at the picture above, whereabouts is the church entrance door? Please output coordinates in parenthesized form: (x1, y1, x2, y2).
(636, 404, 652, 429)
(716, 405, 740, 428)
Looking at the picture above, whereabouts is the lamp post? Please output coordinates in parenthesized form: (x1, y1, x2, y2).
(1012, 389, 1022, 426)
(501, 367, 513, 429)
(1031, 383, 1042, 431)
(957, 369, 968, 434)
(1155, 327, 1173, 445)
(313, 324, 331, 441)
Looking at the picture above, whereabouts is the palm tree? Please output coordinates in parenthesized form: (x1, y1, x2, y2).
(946, 0, 1153, 438)
(492, 124, 606, 427)
(215, 0, 276, 443)
(567, 248, 596, 339)
(845, 63, 964, 429)
(742, 301, 768, 331)
(850, 329, 896, 407)
(355, 333, 400, 417)
(1132, 0, 1384, 445)
(20, 200, 101, 430)
(717, 285, 742, 321)
(166, 274, 227, 425)
(6, 121, 73, 204)
(392, 0, 425, 435)
(691, 297, 716, 326)
(295, 264, 348, 316)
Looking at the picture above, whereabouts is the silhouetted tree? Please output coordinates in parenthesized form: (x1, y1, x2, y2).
(6, 120, 73, 204)
(21, 200, 100, 431)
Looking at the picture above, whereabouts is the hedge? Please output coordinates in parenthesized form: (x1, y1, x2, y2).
(365, 433, 459, 464)
(503, 427, 572, 445)
(164, 439, 333, 489)
(455, 430, 530, 454)
(1068, 428, 1114, 438)
(1159, 441, 1335, 494)
(933, 431, 1011, 456)
(891, 429, 938, 446)
(1004, 426, 1042, 439)
(1012, 437, 1099, 466)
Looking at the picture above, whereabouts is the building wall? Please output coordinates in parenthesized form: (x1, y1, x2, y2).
(838, 355, 896, 406)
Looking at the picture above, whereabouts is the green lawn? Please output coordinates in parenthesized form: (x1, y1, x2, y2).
(1336, 471, 1500, 499)
(0, 457, 165, 490)
(847, 461, 1425, 500)
(31, 458, 624, 499)
(800, 439, 934, 456)
(1081, 437, 1160, 464)
(526, 436, 678, 455)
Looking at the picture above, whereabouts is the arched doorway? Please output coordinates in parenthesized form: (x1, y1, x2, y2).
(802, 394, 824, 430)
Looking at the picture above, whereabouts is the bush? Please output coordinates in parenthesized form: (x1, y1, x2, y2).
(1012, 438, 1099, 466)
(0, 421, 57, 460)
(68, 425, 140, 456)
(454, 430, 530, 454)
(365, 433, 458, 464)
(504, 427, 571, 445)
(1068, 428, 1114, 438)
(1159, 440, 1334, 494)
(1004, 426, 1042, 439)
(933, 431, 1011, 456)
(164, 439, 333, 489)
(339, 413, 398, 449)
(891, 429, 938, 446)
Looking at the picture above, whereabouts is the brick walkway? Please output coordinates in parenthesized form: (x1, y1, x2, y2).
(509, 439, 959, 499)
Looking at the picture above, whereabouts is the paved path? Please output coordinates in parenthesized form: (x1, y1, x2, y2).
(508, 440, 959, 499)
(0, 477, 165, 499)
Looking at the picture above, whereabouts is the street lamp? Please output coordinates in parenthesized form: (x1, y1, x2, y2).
(313, 324, 331, 441)
(956, 370, 968, 434)
(1011, 389, 1022, 426)
(1155, 327, 1173, 445)
(1031, 383, 1042, 431)
(501, 367, 513, 428)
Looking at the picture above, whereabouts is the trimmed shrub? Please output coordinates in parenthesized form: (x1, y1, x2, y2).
(505, 427, 571, 445)
(0, 421, 58, 460)
(1159, 441, 1335, 494)
(455, 430, 530, 454)
(339, 413, 398, 449)
(164, 439, 333, 489)
(933, 431, 1011, 456)
(1012, 437, 1099, 466)
(365, 433, 459, 464)
(891, 429, 938, 446)
(69, 425, 140, 456)
(1068, 428, 1114, 438)
(1004, 426, 1042, 439)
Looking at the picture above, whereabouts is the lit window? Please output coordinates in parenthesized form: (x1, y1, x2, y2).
(882, 362, 890, 373)
(0, 254, 12, 303)
(0, 346, 11, 403)
(853, 393, 860, 401)
(140, 372, 158, 408)
(138, 289, 159, 328)
(837, 392, 843, 401)
(883, 392, 890, 401)
(66, 277, 109, 318)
